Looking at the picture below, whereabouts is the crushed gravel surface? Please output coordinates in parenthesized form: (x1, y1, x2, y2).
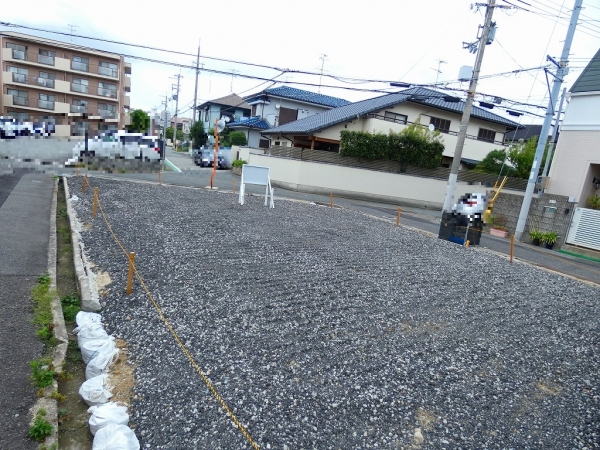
(68, 176, 600, 449)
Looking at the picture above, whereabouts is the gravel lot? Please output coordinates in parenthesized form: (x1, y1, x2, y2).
(69, 176, 599, 449)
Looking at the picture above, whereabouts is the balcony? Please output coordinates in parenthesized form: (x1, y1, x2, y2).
(98, 66, 118, 78)
(11, 49, 27, 61)
(97, 109, 117, 119)
(123, 76, 131, 92)
(71, 61, 89, 72)
(11, 72, 28, 83)
(71, 83, 89, 94)
(6, 72, 56, 89)
(35, 77, 55, 89)
(124, 62, 131, 75)
(12, 96, 29, 106)
(38, 99, 55, 110)
(70, 105, 87, 114)
(123, 95, 130, 108)
(98, 87, 117, 99)
(38, 54, 55, 66)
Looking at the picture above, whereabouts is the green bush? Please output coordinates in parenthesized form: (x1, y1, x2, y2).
(61, 293, 80, 322)
(229, 131, 247, 146)
(589, 194, 600, 210)
(232, 159, 247, 168)
(30, 358, 55, 388)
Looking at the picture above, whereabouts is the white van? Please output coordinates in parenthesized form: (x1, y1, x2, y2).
(72, 132, 162, 161)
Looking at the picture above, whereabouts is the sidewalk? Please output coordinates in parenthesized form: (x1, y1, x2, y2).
(0, 169, 53, 450)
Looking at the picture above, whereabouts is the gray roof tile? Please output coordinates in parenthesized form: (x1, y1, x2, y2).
(570, 48, 600, 93)
(263, 87, 519, 135)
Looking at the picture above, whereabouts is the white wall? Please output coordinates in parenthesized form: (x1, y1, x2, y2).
(246, 153, 522, 209)
(561, 93, 600, 131)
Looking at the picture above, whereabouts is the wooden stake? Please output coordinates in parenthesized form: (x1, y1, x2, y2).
(232, 179, 236, 194)
(92, 188, 98, 217)
(126, 252, 135, 295)
(465, 240, 470, 247)
(396, 207, 402, 226)
(510, 235, 515, 263)
(82, 174, 88, 193)
(330, 193, 333, 208)
(76, 168, 80, 177)
(158, 171, 162, 186)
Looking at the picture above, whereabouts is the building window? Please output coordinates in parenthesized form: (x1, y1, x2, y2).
(8, 88, 28, 106)
(259, 139, 270, 149)
(72, 56, 89, 72)
(383, 111, 408, 124)
(71, 99, 88, 113)
(38, 93, 55, 110)
(429, 116, 451, 133)
(37, 71, 56, 88)
(98, 103, 116, 118)
(72, 78, 89, 94)
(279, 107, 298, 126)
(7, 66, 28, 83)
(38, 49, 55, 66)
(477, 128, 497, 143)
(98, 82, 117, 98)
(98, 61, 118, 78)
(251, 104, 257, 116)
(7, 42, 27, 60)
(8, 111, 29, 121)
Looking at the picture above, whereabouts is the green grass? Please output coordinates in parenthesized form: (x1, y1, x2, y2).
(32, 273, 56, 345)
(28, 408, 53, 442)
(30, 358, 55, 388)
(61, 293, 80, 322)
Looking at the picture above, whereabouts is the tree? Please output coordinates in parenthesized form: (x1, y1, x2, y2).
(229, 130, 247, 146)
(165, 126, 184, 142)
(127, 109, 150, 133)
(474, 149, 514, 176)
(507, 136, 550, 179)
(189, 121, 207, 148)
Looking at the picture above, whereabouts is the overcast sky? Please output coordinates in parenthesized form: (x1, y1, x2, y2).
(2, 0, 599, 126)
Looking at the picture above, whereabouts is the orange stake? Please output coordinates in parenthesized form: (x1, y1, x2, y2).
(82, 174, 88, 193)
(158, 171, 162, 186)
(92, 188, 98, 217)
(232, 179, 236, 194)
(126, 252, 135, 295)
(510, 234, 515, 263)
(396, 207, 402, 226)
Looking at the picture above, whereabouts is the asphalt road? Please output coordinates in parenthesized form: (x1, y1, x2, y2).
(0, 169, 50, 450)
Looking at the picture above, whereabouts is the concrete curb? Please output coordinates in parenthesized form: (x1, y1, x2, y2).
(64, 176, 101, 312)
(28, 177, 66, 449)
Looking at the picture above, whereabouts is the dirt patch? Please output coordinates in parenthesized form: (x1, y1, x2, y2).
(94, 271, 112, 297)
(107, 339, 136, 407)
(535, 381, 562, 396)
(416, 408, 438, 431)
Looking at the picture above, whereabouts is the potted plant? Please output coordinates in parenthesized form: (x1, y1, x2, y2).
(489, 215, 509, 238)
(529, 229, 543, 246)
(541, 231, 558, 249)
(589, 194, 600, 210)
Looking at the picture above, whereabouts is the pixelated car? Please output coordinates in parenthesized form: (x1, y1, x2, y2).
(452, 193, 487, 221)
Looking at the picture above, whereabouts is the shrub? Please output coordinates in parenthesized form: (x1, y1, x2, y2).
(30, 358, 55, 388)
(28, 408, 53, 442)
(232, 159, 247, 168)
(589, 194, 600, 210)
(541, 231, 558, 245)
(61, 293, 80, 322)
(229, 131, 247, 146)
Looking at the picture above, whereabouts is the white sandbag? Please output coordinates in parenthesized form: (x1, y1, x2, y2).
(92, 423, 140, 450)
(81, 336, 116, 365)
(79, 374, 113, 406)
(88, 403, 129, 436)
(75, 322, 109, 349)
(76, 311, 102, 327)
(86, 347, 119, 380)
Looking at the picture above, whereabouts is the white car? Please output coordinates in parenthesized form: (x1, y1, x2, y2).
(72, 132, 162, 161)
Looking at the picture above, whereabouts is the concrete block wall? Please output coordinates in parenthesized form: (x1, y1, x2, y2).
(493, 192, 576, 247)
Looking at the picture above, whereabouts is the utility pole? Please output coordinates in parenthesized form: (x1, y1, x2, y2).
(229, 69, 240, 93)
(66, 24, 79, 43)
(541, 87, 567, 180)
(440, 0, 497, 217)
(318, 54, 328, 94)
(192, 40, 201, 124)
(161, 94, 168, 171)
(514, 0, 583, 240)
(170, 73, 182, 151)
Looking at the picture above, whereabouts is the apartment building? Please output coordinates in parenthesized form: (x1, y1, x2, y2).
(0, 31, 131, 137)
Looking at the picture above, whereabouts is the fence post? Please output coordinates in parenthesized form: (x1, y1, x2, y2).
(158, 171, 162, 186)
(396, 208, 402, 226)
(465, 240, 470, 247)
(232, 179, 236, 194)
(82, 174, 88, 193)
(510, 235, 515, 263)
(92, 188, 98, 217)
(126, 252, 135, 295)
(330, 193, 333, 208)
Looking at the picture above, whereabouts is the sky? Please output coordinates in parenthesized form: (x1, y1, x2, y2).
(2, 0, 600, 127)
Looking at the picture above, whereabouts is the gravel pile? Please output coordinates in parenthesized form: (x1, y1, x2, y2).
(69, 176, 600, 449)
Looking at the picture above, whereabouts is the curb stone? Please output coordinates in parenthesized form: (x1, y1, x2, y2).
(64, 176, 101, 312)
(28, 178, 66, 449)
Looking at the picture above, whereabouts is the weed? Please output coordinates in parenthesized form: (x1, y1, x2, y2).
(49, 390, 66, 402)
(40, 444, 58, 450)
(31, 273, 57, 346)
(58, 226, 71, 243)
(38, 273, 51, 286)
(57, 371, 73, 382)
(30, 359, 55, 388)
(28, 409, 53, 442)
(36, 388, 45, 398)
(61, 293, 80, 322)
(57, 207, 68, 219)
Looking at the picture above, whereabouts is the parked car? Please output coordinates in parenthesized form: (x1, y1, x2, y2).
(194, 149, 214, 167)
(452, 193, 487, 222)
(72, 131, 162, 161)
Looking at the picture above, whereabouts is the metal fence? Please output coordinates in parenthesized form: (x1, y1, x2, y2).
(266, 146, 528, 191)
